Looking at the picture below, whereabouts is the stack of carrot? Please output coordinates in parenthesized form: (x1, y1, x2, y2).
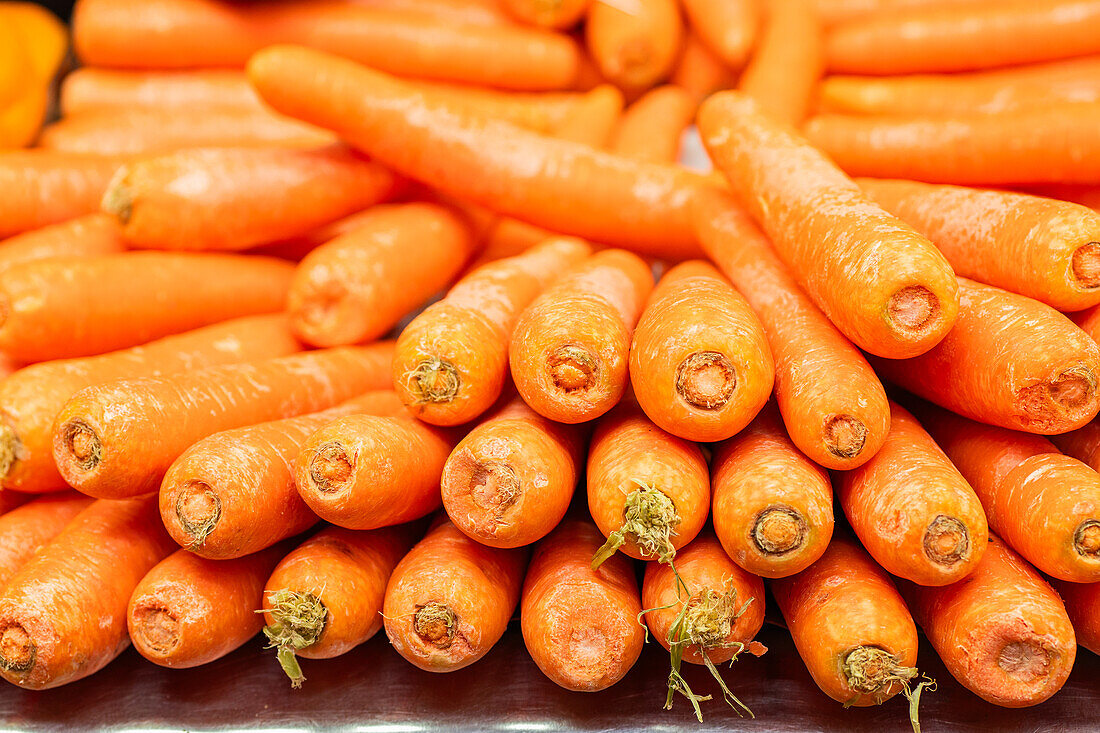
(0, 0, 1098, 728)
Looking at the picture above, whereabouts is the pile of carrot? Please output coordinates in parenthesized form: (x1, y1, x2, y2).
(0, 0, 1099, 728)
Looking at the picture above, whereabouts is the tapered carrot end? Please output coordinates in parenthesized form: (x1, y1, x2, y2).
(1072, 242, 1100, 289)
(174, 481, 222, 548)
(0, 623, 36, 674)
(823, 414, 868, 460)
(676, 351, 736, 411)
(752, 507, 807, 556)
(1075, 520, 1100, 557)
(100, 167, 133, 224)
(922, 515, 971, 568)
(131, 603, 181, 658)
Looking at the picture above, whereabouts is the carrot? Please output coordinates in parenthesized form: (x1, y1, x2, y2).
(0, 494, 94, 590)
(549, 83, 623, 148)
(0, 151, 124, 239)
(1049, 578, 1100, 655)
(128, 543, 286, 668)
(680, 0, 758, 69)
(826, 0, 1100, 75)
(900, 535, 1077, 707)
(711, 405, 834, 578)
(694, 187, 890, 469)
(260, 524, 418, 688)
(467, 217, 556, 270)
(671, 34, 734, 103)
(250, 206, 409, 263)
(811, 0, 998, 27)
(502, 0, 589, 29)
(0, 314, 299, 495)
(870, 279, 1100, 434)
(915, 402, 1100, 583)
(348, 0, 516, 26)
(53, 343, 394, 499)
(102, 145, 401, 253)
(738, 0, 822, 126)
(629, 260, 773, 442)
(0, 82, 48, 150)
(0, 496, 175, 689)
(160, 391, 405, 560)
(0, 20, 33, 110)
(585, 0, 682, 91)
(394, 238, 589, 426)
(0, 252, 293, 362)
(60, 68, 263, 115)
(382, 519, 527, 672)
(520, 520, 643, 692)
(860, 179, 1100, 312)
(441, 398, 585, 548)
(0, 492, 30, 516)
(1032, 184, 1100, 213)
(410, 81, 586, 134)
(247, 46, 708, 258)
(587, 401, 710, 567)
(509, 249, 653, 423)
(698, 90, 959, 359)
(609, 86, 695, 164)
(0, 213, 125, 277)
(0, 3, 67, 83)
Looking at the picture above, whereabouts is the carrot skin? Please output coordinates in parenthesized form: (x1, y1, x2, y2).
(60, 68, 263, 115)
(610, 86, 695, 165)
(680, 0, 758, 69)
(671, 34, 734, 103)
(0, 494, 94, 590)
(738, 0, 823, 126)
(502, 0, 589, 29)
(0, 213, 125, 277)
(1050, 578, 1100, 655)
(0, 151, 124, 239)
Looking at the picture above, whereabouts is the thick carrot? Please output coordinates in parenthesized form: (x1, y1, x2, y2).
(520, 520, 643, 692)
(261, 524, 418, 687)
(0, 496, 175, 689)
(128, 544, 285, 668)
(102, 145, 401, 252)
(61, 68, 263, 114)
(587, 401, 710, 566)
(250, 206, 406, 263)
(1049, 579, 1100, 655)
(0, 213, 124, 277)
(609, 86, 695, 164)
(860, 179, 1100, 311)
(394, 237, 589, 426)
(0, 314, 299, 495)
(53, 343, 394, 499)
(411, 81, 585, 134)
(0, 494, 94, 590)
(900, 535, 1077, 707)
(510, 249, 653, 423)
(826, 0, 1100, 75)
(382, 520, 527, 672)
(160, 391, 405, 559)
(671, 34, 734, 103)
(0, 252, 294, 362)
(643, 533, 765, 720)
(247, 46, 707, 258)
(680, 0, 758, 69)
(629, 260, 773, 442)
(441, 398, 585, 548)
(870, 279, 1100, 434)
(694, 187, 890, 469)
(738, 0, 822, 126)
(812, 0, 999, 26)
(549, 83, 623, 148)
(585, 0, 682, 91)
(711, 405, 834, 578)
(698, 90, 959, 359)
(1072, 301, 1100, 354)
(502, 0, 588, 29)
(0, 151, 124, 239)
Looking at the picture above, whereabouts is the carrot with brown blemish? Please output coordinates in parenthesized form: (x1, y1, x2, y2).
(871, 279, 1100, 434)
(549, 84, 623, 148)
(738, 0, 822, 126)
(383, 520, 527, 672)
(630, 260, 773, 442)
(900, 535, 1077, 707)
(261, 524, 419, 688)
(0, 494, 94, 589)
(680, 0, 758, 69)
(521, 520, 643, 692)
(671, 34, 734, 103)
(0, 496, 175, 689)
(610, 86, 695, 164)
(698, 90, 959, 359)
(0, 151, 124, 239)
(160, 391, 404, 559)
(503, 0, 588, 29)
(1049, 578, 1100, 655)
(585, 0, 682, 91)
(53, 344, 394, 499)
(0, 214, 124, 276)
(61, 68, 263, 114)
(694, 187, 890, 469)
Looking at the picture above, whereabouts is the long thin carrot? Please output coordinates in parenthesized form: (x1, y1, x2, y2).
(694, 187, 890, 469)
(0, 314, 299, 495)
(411, 81, 587, 134)
(609, 86, 695, 164)
(870, 279, 1100, 434)
(0, 151, 124, 239)
(261, 524, 419, 688)
(0, 496, 175, 689)
(630, 260, 773, 442)
(521, 520, 643, 692)
(502, 0, 589, 29)
(671, 33, 734, 103)
(160, 391, 405, 559)
(0, 213, 124, 277)
(700, 90, 958, 359)
(680, 0, 758, 69)
(0, 494, 93, 589)
(53, 343, 394, 499)
(383, 520, 527, 672)
(247, 46, 708, 258)
(711, 405, 834, 578)
(128, 543, 286, 669)
(900, 535, 1077, 707)
(1049, 578, 1100, 655)
(549, 83, 623, 148)
(585, 0, 682, 91)
(0, 252, 293, 362)
(60, 68, 262, 114)
(738, 0, 822, 126)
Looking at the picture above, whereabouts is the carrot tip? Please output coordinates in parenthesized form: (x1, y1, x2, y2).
(842, 645, 917, 701)
(823, 415, 868, 460)
(922, 515, 970, 567)
(60, 420, 102, 471)
(175, 481, 222, 547)
(413, 602, 457, 649)
(261, 589, 328, 689)
(548, 345, 598, 394)
(0, 624, 35, 674)
(405, 357, 461, 404)
(752, 507, 807, 555)
(887, 285, 939, 335)
(1074, 519, 1100, 557)
(308, 442, 355, 494)
(101, 168, 133, 224)
(1072, 242, 1100, 289)
(132, 603, 181, 656)
(675, 351, 736, 411)
(593, 482, 680, 568)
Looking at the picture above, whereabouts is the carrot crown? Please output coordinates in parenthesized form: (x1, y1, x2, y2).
(842, 646, 935, 733)
(260, 589, 328, 689)
(404, 356, 460, 404)
(591, 481, 680, 570)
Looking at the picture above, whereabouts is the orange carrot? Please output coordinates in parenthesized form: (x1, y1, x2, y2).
(711, 405, 834, 578)
(261, 524, 419, 687)
(610, 86, 695, 164)
(0, 314, 299, 495)
(510, 249, 653, 423)
(549, 83, 623, 148)
(383, 520, 527, 672)
(441, 398, 585, 548)
(680, 0, 758, 69)
(0, 3, 66, 84)
(1032, 184, 1100, 213)
(900, 535, 1077, 707)
(629, 260, 773, 442)
(103, 145, 401, 252)
(738, 0, 823, 126)
(502, 0, 589, 28)
(0, 494, 93, 589)
(410, 81, 586, 134)
(0, 496, 175, 689)
(811, 0, 997, 27)
(61, 68, 263, 114)
(394, 237, 589, 426)
(1049, 578, 1100, 655)
(249, 206, 409, 263)
(161, 391, 405, 559)
(698, 90, 959, 359)
(694, 186, 890, 469)
(0, 213, 125, 277)
(247, 46, 708, 258)
(520, 520, 643, 692)
(53, 343, 394, 499)
(465, 217, 556, 271)
(870, 279, 1100, 434)
(671, 33, 734, 103)
(585, 0, 682, 91)
(0, 81, 48, 150)
(0, 151, 124, 239)
(128, 543, 286, 668)
(0, 252, 294, 362)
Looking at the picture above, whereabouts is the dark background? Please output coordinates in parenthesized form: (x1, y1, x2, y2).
(31, 0, 74, 19)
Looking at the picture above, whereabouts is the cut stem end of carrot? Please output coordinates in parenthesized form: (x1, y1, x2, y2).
(997, 640, 1053, 680)
(261, 589, 328, 689)
(308, 442, 355, 494)
(675, 351, 736, 411)
(887, 286, 939, 336)
(548, 345, 598, 394)
(752, 507, 807, 556)
(0, 624, 35, 674)
(1018, 366, 1098, 430)
(132, 603, 181, 656)
(470, 460, 520, 514)
(1074, 519, 1100, 557)
(61, 421, 102, 471)
(406, 357, 461, 404)
(592, 482, 680, 569)
(1072, 242, 1100, 289)
(175, 481, 222, 548)
(824, 415, 868, 460)
(843, 645, 917, 702)
(413, 602, 457, 649)
(922, 515, 970, 567)
(0, 422, 22, 479)
(101, 170, 133, 225)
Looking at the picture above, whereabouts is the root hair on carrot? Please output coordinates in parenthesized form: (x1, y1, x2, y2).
(405, 357, 461, 404)
(0, 624, 36, 674)
(1072, 242, 1100, 289)
(843, 645, 917, 701)
(62, 420, 103, 470)
(752, 506, 807, 555)
(824, 414, 868, 459)
(260, 589, 328, 689)
(308, 442, 355, 494)
(414, 602, 457, 649)
(922, 515, 970, 567)
(175, 481, 222, 547)
(591, 481, 680, 569)
(1074, 519, 1100, 557)
(675, 351, 736, 410)
(548, 345, 598, 394)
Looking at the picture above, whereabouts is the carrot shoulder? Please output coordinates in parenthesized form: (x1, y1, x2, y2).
(0, 494, 94, 589)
